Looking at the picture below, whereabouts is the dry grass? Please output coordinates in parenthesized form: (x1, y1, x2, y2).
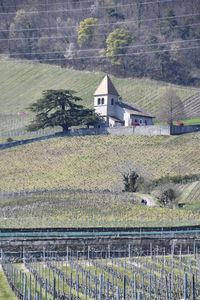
(0, 133, 200, 193)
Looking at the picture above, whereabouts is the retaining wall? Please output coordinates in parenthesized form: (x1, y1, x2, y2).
(134, 125, 170, 136)
(170, 124, 200, 135)
(108, 124, 200, 136)
(1, 124, 200, 150)
(107, 126, 134, 135)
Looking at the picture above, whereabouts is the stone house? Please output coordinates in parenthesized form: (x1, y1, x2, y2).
(94, 75, 154, 127)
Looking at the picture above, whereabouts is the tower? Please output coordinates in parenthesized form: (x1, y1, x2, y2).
(94, 75, 119, 125)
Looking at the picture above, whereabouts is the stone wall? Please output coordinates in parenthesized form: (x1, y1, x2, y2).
(107, 124, 200, 136)
(134, 125, 171, 136)
(1, 235, 199, 255)
(107, 126, 134, 135)
(170, 124, 200, 135)
(1, 125, 200, 150)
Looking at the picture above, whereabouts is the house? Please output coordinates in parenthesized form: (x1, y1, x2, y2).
(94, 75, 154, 127)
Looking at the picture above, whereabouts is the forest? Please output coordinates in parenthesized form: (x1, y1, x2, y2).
(1, 0, 200, 85)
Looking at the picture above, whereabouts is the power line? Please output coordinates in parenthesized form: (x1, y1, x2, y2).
(0, 12, 200, 42)
(0, 0, 173, 15)
(1, 0, 173, 10)
(1, 19, 199, 34)
(1, 44, 200, 62)
(5, 37, 200, 57)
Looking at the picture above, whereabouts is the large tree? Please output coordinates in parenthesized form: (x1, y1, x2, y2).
(9, 8, 39, 59)
(158, 88, 185, 125)
(104, 28, 132, 64)
(27, 89, 100, 133)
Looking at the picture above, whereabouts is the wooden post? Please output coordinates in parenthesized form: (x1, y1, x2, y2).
(43, 247, 46, 263)
(0, 249, 3, 262)
(184, 273, 188, 300)
(116, 287, 120, 300)
(99, 274, 103, 300)
(108, 245, 111, 259)
(192, 274, 196, 300)
(85, 274, 88, 300)
(45, 278, 48, 300)
(23, 273, 27, 300)
(76, 274, 79, 300)
(29, 274, 32, 300)
(128, 244, 131, 261)
(66, 246, 69, 264)
(123, 275, 126, 300)
(70, 272, 72, 300)
(53, 277, 56, 300)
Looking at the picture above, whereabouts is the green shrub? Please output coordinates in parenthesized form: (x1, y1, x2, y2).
(160, 188, 176, 206)
(77, 18, 98, 48)
(6, 137, 13, 142)
(104, 28, 132, 64)
(123, 171, 141, 192)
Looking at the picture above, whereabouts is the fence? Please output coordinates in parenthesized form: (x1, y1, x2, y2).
(1, 245, 200, 299)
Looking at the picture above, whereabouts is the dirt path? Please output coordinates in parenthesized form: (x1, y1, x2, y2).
(136, 193, 157, 207)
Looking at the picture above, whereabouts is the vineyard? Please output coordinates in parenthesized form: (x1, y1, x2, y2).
(1, 246, 200, 299)
(0, 133, 200, 193)
(0, 60, 200, 138)
(0, 190, 200, 228)
(178, 182, 200, 211)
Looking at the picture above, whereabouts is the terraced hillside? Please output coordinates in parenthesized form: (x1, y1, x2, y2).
(178, 181, 200, 211)
(183, 93, 200, 118)
(0, 190, 200, 228)
(0, 133, 199, 193)
(0, 60, 200, 135)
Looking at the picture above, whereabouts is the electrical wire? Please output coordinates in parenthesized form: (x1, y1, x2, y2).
(0, 0, 172, 10)
(0, 0, 173, 14)
(4, 37, 200, 57)
(1, 44, 200, 62)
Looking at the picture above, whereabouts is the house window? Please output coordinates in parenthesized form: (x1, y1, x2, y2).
(98, 98, 101, 105)
(101, 98, 104, 104)
(111, 98, 114, 105)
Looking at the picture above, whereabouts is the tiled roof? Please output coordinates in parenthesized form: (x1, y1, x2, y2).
(116, 101, 154, 118)
(94, 75, 119, 96)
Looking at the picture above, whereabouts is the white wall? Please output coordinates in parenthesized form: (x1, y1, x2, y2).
(130, 116, 153, 125)
(115, 104, 125, 122)
(94, 95, 108, 118)
(124, 111, 131, 126)
(107, 95, 118, 116)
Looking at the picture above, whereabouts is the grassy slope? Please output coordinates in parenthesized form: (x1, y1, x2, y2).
(178, 181, 200, 211)
(0, 191, 199, 228)
(0, 60, 199, 134)
(0, 269, 17, 300)
(0, 133, 200, 193)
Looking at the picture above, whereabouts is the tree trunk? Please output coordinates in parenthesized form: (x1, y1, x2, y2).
(62, 125, 69, 133)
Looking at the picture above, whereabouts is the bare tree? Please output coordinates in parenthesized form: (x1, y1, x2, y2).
(158, 88, 185, 125)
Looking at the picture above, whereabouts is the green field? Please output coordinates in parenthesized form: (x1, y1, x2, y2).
(0, 132, 200, 228)
(0, 59, 200, 136)
(0, 134, 200, 193)
(0, 60, 200, 229)
(177, 181, 200, 210)
(181, 117, 200, 125)
(0, 190, 199, 228)
(0, 269, 16, 300)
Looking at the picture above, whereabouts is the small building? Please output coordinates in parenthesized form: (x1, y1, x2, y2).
(94, 75, 154, 127)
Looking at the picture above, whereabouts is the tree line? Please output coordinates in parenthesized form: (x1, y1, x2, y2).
(1, 0, 200, 85)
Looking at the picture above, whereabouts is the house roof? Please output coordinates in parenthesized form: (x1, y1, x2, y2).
(109, 116, 124, 123)
(116, 101, 154, 118)
(94, 75, 119, 96)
